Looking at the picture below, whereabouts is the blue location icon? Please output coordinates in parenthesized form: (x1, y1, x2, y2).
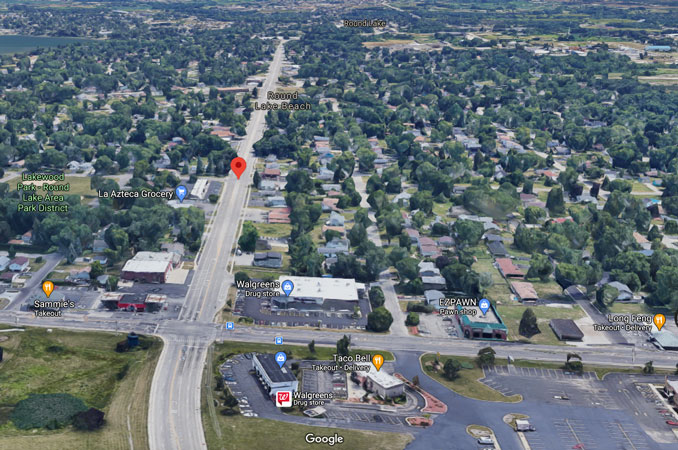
(226, 322, 234, 330)
(275, 351, 287, 368)
(281, 280, 294, 297)
(479, 298, 490, 316)
(175, 185, 187, 202)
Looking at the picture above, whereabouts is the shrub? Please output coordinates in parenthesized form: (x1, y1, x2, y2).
(72, 408, 105, 431)
(11, 394, 88, 430)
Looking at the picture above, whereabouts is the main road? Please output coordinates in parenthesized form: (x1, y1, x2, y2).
(147, 41, 287, 450)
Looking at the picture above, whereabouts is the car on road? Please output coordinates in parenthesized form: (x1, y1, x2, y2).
(477, 437, 494, 445)
(666, 420, 678, 426)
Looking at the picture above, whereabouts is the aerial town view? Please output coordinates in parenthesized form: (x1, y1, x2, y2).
(1, 0, 678, 449)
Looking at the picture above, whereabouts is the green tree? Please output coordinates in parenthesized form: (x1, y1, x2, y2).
(477, 347, 496, 366)
(405, 312, 420, 327)
(524, 206, 544, 224)
(367, 307, 393, 332)
(546, 187, 565, 215)
(369, 286, 385, 308)
(453, 219, 484, 247)
(106, 276, 119, 292)
(336, 335, 350, 357)
(643, 361, 654, 374)
(564, 353, 583, 374)
(519, 308, 540, 338)
(526, 254, 553, 281)
(90, 261, 104, 279)
(308, 340, 315, 354)
(396, 257, 420, 282)
(443, 358, 462, 380)
(238, 221, 259, 252)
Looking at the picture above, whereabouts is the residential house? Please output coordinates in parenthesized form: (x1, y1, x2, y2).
(495, 258, 524, 279)
(418, 261, 441, 278)
(317, 167, 334, 180)
(321, 198, 340, 212)
(418, 237, 440, 258)
(92, 239, 109, 253)
(161, 242, 185, 265)
(511, 281, 539, 302)
(607, 281, 634, 302)
(0, 255, 10, 271)
(253, 252, 283, 269)
(69, 267, 91, 282)
(424, 290, 445, 310)
(263, 168, 281, 179)
(268, 208, 291, 224)
(438, 236, 454, 248)
(487, 241, 509, 258)
(326, 211, 345, 227)
(317, 238, 350, 258)
(422, 275, 446, 290)
(9, 257, 29, 272)
(267, 196, 287, 208)
(405, 228, 420, 245)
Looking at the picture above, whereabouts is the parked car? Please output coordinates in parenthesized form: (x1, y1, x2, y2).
(477, 437, 494, 445)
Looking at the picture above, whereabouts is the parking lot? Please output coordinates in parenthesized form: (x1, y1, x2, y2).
(480, 365, 678, 449)
(236, 289, 371, 329)
(219, 353, 422, 431)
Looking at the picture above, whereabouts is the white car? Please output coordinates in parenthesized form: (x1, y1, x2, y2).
(477, 437, 494, 445)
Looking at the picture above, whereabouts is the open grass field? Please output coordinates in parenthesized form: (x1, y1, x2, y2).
(202, 341, 408, 450)
(472, 256, 512, 302)
(0, 326, 161, 449)
(497, 303, 585, 346)
(252, 223, 292, 239)
(421, 354, 522, 403)
(9, 175, 96, 199)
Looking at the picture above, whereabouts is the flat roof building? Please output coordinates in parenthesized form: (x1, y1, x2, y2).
(275, 276, 361, 305)
(550, 319, 584, 341)
(252, 353, 298, 399)
(355, 363, 405, 399)
(652, 331, 678, 351)
(456, 303, 508, 341)
(122, 252, 173, 283)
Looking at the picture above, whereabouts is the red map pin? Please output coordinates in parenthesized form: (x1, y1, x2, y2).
(231, 157, 246, 179)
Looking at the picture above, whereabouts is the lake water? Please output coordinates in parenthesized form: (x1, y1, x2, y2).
(0, 35, 89, 55)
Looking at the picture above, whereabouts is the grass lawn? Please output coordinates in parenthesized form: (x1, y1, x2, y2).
(607, 302, 650, 315)
(233, 265, 288, 281)
(212, 340, 394, 363)
(420, 354, 522, 403)
(9, 175, 95, 198)
(496, 303, 585, 346)
(202, 342, 409, 450)
(472, 257, 512, 302)
(28, 257, 46, 272)
(252, 223, 291, 239)
(0, 326, 161, 449)
(64, 176, 97, 198)
(530, 279, 566, 300)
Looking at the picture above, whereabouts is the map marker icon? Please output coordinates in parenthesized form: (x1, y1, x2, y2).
(175, 185, 187, 202)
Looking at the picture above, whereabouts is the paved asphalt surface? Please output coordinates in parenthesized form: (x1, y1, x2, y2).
(2, 41, 678, 449)
(147, 41, 288, 450)
(6, 252, 62, 310)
